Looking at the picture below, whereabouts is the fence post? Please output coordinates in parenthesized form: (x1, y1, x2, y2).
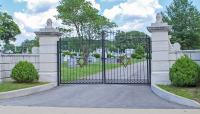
(147, 13, 172, 85)
(35, 19, 62, 84)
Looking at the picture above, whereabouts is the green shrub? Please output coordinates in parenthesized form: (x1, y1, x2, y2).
(131, 45, 145, 59)
(170, 55, 200, 87)
(11, 61, 39, 83)
(93, 53, 100, 58)
(62, 50, 71, 56)
(70, 52, 76, 57)
(62, 51, 76, 57)
(107, 53, 115, 58)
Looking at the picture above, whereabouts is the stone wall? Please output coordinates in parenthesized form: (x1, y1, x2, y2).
(170, 50, 200, 67)
(0, 54, 39, 82)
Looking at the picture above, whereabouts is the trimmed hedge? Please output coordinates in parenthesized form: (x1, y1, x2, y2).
(11, 61, 39, 83)
(170, 55, 200, 87)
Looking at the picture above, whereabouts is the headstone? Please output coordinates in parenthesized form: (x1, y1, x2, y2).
(88, 56, 96, 64)
(125, 49, 135, 58)
(106, 58, 118, 64)
(68, 57, 77, 67)
(64, 55, 70, 62)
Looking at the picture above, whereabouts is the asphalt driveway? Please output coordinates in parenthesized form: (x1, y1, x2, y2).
(0, 84, 194, 109)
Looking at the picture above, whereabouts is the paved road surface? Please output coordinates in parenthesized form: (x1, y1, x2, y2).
(0, 85, 194, 109)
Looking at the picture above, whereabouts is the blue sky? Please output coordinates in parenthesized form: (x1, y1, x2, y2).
(0, 0, 200, 45)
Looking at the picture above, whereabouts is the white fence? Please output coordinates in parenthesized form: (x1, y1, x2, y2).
(0, 54, 39, 81)
(170, 50, 200, 67)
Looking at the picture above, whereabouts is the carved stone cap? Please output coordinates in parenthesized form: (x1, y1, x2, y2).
(156, 13, 163, 23)
(147, 25, 172, 33)
(147, 13, 172, 33)
(35, 18, 62, 37)
(46, 18, 53, 28)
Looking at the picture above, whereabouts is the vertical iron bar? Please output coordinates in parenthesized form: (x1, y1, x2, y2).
(146, 36, 149, 84)
(149, 37, 152, 84)
(102, 31, 106, 84)
(59, 39, 62, 84)
(57, 40, 60, 86)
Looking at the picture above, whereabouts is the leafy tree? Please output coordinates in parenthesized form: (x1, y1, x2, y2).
(57, 0, 116, 65)
(57, 0, 115, 38)
(131, 45, 145, 59)
(0, 12, 21, 44)
(60, 37, 102, 52)
(115, 31, 148, 51)
(3, 43, 15, 53)
(162, 0, 200, 49)
(20, 37, 39, 53)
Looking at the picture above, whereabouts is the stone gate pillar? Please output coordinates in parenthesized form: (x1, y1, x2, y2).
(147, 13, 172, 84)
(35, 19, 61, 83)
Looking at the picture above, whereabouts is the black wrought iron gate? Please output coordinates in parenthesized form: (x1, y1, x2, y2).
(57, 31, 151, 85)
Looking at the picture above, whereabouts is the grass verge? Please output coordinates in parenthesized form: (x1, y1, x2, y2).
(158, 85, 200, 103)
(0, 82, 48, 93)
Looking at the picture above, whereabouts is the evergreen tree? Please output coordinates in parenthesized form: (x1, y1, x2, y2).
(162, 0, 200, 49)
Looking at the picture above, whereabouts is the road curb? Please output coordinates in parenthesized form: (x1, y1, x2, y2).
(151, 84, 200, 108)
(0, 83, 56, 100)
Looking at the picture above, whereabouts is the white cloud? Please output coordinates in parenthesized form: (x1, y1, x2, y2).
(103, 0, 162, 32)
(15, 0, 100, 12)
(101, 0, 125, 3)
(14, 8, 59, 30)
(14, 7, 63, 45)
(13, 0, 101, 45)
(117, 20, 144, 32)
(14, 0, 59, 13)
(13, 0, 61, 45)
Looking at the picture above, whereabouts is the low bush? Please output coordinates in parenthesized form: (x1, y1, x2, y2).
(11, 61, 39, 83)
(170, 55, 200, 87)
(107, 53, 115, 58)
(62, 50, 71, 56)
(62, 50, 76, 57)
(93, 53, 100, 58)
(131, 45, 145, 59)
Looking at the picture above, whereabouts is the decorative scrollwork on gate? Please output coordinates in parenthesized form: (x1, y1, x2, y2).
(119, 55, 131, 68)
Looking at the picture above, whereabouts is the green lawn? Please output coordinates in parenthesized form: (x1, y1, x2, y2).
(61, 59, 142, 82)
(0, 82, 48, 92)
(158, 85, 200, 103)
(61, 62, 120, 82)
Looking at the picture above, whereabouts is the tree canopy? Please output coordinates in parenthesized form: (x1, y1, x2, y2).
(162, 0, 200, 49)
(0, 12, 21, 44)
(3, 43, 15, 53)
(57, 0, 116, 65)
(57, 0, 116, 39)
(20, 37, 39, 53)
(115, 31, 148, 51)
